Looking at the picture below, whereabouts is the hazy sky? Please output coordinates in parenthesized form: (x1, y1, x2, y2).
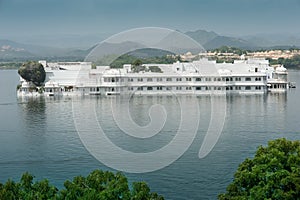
(1, 0, 300, 45)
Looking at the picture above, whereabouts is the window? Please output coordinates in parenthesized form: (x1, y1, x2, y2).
(186, 77, 192, 81)
(235, 77, 241, 81)
(157, 77, 163, 82)
(147, 87, 153, 91)
(205, 77, 211, 81)
(166, 78, 172, 82)
(128, 87, 134, 91)
(147, 78, 153, 82)
(196, 87, 201, 90)
(166, 87, 172, 90)
(138, 78, 143, 82)
(157, 86, 162, 90)
(195, 78, 201, 82)
(176, 87, 182, 90)
(176, 78, 182, 81)
(186, 86, 192, 90)
(255, 77, 261, 81)
(245, 77, 251, 81)
(255, 86, 261, 90)
(225, 86, 233, 91)
(205, 86, 211, 90)
(236, 86, 241, 90)
(245, 86, 251, 90)
(128, 78, 134, 82)
(137, 87, 143, 91)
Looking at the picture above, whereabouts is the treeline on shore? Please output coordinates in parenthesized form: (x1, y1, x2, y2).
(1, 46, 300, 70)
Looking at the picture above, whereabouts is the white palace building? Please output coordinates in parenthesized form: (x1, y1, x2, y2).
(17, 58, 289, 97)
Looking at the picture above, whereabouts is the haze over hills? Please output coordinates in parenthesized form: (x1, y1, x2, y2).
(1, 30, 300, 62)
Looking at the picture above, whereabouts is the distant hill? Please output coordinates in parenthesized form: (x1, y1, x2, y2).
(243, 34, 300, 47)
(1, 29, 300, 62)
(185, 30, 218, 46)
(203, 36, 256, 50)
(0, 39, 91, 62)
(185, 30, 257, 50)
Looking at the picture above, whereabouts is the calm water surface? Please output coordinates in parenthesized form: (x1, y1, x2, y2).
(0, 70, 300, 199)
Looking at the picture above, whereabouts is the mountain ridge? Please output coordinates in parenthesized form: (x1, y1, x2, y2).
(1, 30, 300, 61)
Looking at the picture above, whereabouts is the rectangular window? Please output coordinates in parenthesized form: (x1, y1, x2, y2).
(157, 86, 162, 90)
(195, 78, 201, 82)
(138, 78, 143, 82)
(147, 87, 153, 91)
(176, 87, 182, 90)
(157, 77, 163, 82)
(186, 86, 192, 90)
(147, 78, 153, 82)
(245, 77, 251, 81)
(176, 78, 182, 81)
(255, 77, 261, 81)
(245, 86, 251, 90)
(137, 87, 143, 91)
(235, 77, 241, 81)
(166, 78, 172, 81)
(186, 77, 192, 81)
(196, 86, 201, 90)
(166, 87, 172, 90)
(205, 77, 211, 81)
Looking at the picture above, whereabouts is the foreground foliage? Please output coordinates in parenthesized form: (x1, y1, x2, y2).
(219, 138, 300, 199)
(18, 61, 46, 86)
(0, 170, 164, 200)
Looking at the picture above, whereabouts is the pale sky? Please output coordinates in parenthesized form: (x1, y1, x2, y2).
(1, 0, 300, 46)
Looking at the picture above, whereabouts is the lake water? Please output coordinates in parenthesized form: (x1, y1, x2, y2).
(0, 70, 300, 199)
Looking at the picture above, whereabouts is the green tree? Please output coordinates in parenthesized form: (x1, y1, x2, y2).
(0, 170, 164, 200)
(219, 138, 300, 200)
(132, 59, 143, 67)
(18, 61, 46, 86)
